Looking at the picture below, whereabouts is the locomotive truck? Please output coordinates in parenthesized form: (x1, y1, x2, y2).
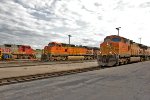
(97, 35, 150, 67)
(41, 42, 99, 61)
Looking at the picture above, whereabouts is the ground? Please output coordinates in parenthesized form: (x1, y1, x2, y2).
(0, 61, 150, 100)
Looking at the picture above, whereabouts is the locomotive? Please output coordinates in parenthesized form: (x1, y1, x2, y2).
(0, 44, 36, 60)
(97, 35, 150, 67)
(41, 42, 99, 61)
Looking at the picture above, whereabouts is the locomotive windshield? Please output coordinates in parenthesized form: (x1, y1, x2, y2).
(111, 37, 121, 42)
(104, 38, 111, 42)
(48, 43, 55, 47)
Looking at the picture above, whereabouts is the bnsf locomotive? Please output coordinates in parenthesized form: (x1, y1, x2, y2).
(41, 42, 99, 61)
(0, 44, 36, 60)
(97, 35, 150, 67)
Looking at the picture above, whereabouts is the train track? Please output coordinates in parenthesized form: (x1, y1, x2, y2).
(0, 66, 100, 86)
(0, 60, 96, 68)
(0, 59, 96, 64)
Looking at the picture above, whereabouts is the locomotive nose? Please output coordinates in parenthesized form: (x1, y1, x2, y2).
(97, 55, 118, 67)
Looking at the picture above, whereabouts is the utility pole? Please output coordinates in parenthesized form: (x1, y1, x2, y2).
(116, 27, 121, 36)
(68, 35, 72, 45)
(139, 37, 142, 44)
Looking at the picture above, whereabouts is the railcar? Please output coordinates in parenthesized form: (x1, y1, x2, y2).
(97, 35, 150, 67)
(41, 42, 99, 61)
(0, 44, 36, 60)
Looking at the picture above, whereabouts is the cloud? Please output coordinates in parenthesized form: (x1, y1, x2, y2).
(0, 0, 150, 49)
(139, 2, 150, 8)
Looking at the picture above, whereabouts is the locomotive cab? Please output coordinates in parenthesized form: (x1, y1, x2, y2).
(104, 36, 121, 42)
(41, 42, 63, 61)
(48, 42, 57, 47)
(98, 35, 131, 67)
(101, 35, 130, 56)
(100, 36, 121, 55)
(47, 42, 62, 51)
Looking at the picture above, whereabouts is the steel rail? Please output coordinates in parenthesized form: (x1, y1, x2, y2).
(0, 60, 96, 68)
(0, 66, 100, 86)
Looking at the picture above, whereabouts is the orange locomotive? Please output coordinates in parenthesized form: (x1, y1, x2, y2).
(97, 35, 150, 67)
(41, 42, 99, 61)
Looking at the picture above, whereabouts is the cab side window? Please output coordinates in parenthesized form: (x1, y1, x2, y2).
(104, 38, 111, 42)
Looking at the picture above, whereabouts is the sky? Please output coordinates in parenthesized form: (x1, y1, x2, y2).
(0, 0, 150, 49)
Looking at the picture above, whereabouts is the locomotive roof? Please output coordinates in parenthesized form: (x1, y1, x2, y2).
(49, 42, 99, 49)
(2, 44, 31, 47)
(106, 35, 127, 40)
(106, 35, 150, 48)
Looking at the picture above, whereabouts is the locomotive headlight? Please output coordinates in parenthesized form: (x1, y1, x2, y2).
(107, 42, 109, 46)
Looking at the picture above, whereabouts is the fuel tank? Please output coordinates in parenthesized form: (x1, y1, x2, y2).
(130, 57, 141, 62)
(68, 56, 84, 60)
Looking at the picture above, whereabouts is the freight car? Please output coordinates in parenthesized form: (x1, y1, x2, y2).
(97, 35, 150, 67)
(41, 42, 99, 61)
(0, 44, 36, 60)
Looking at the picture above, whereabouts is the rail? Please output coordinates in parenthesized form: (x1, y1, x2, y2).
(0, 60, 96, 68)
(0, 66, 100, 86)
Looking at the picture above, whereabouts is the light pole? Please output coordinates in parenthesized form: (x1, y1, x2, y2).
(68, 35, 72, 45)
(139, 37, 141, 44)
(116, 27, 121, 36)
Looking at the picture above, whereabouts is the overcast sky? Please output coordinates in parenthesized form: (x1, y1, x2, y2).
(0, 0, 150, 49)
